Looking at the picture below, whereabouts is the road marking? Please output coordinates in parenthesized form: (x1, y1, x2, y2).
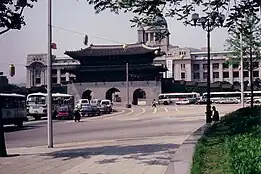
(152, 108, 157, 114)
(164, 108, 168, 112)
(135, 108, 146, 116)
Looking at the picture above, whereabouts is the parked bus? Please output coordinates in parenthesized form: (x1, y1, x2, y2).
(158, 92, 200, 105)
(202, 91, 261, 103)
(1, 93, 28, 127)
(26, 92, 74, 120)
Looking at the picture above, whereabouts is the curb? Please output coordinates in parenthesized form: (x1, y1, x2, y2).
(165, 122, 213, 174)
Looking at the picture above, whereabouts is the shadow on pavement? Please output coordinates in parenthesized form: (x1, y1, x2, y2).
(40, 143, 179, 166)
(4, 125, 43, 133)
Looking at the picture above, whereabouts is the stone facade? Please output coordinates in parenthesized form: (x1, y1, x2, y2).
(67, 81, 161, 105)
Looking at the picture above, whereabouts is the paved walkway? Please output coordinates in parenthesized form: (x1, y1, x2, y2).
(0, 134, 189, 174)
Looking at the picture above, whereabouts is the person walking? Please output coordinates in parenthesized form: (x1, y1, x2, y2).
(152, 99, 157, 108)
(212, 106, 219, 121)
(74, 109, 81, 122)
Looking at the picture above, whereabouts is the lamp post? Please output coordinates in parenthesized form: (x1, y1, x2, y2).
(47, 0, 53, 148)
(192, 12, 225, 124)
(123, 44, 131, 108)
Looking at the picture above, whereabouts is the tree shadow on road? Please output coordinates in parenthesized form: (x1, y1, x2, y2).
(40, 143, 180, 166)
(4, 125, 43, 133)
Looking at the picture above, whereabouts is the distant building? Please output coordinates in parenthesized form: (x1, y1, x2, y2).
(26, 15, 261, 90)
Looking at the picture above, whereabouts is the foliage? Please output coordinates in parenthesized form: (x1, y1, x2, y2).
(191, 106, 261, 174)
(224, 14, 261, 69)
(86, 0, 260, 31)
(0, 0, 37, 35)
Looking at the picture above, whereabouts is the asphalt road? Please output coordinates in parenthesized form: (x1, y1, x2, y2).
(4, 104, 242, 148)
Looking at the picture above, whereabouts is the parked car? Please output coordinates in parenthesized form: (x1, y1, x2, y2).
(90, 99, 102, 106)
(196, 99, 213, 104)
(75, 99, 89, 110)
(217, 98, 239, 104)
(99, 100, 112, 114)
(80, 104, 101, 117)
(176, 99, 190, 105)
(57, 106, 73, 120)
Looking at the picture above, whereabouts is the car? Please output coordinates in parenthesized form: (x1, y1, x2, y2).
(80, 104, 101, 117)
(176, 99, 190, 105)
(75, 99, 89, 110)
(196, 99, 213, 104)
(218, 98, 239, 104)
(99, 100, 112, 114)
(57, 106, 73, 120)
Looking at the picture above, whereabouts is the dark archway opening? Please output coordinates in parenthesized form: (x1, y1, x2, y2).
(105, 88, 121, 102)
(132, 88, 146, 105)
(82, 90, 93, 100)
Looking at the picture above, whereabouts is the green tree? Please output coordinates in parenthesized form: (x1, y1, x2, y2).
(0, 0, 37, 35)
(85, 0, 260, 30)
(0, 0, 36, 157)
(225, 14, 261, 108)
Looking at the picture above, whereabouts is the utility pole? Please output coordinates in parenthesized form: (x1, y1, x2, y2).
(240, 33, 244, 108)
(47, 0, 53, 148)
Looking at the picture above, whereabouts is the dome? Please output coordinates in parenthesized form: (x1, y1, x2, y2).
(140, 14, 168, 30)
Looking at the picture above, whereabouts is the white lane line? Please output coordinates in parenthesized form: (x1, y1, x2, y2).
(164, 108, 169, 112)
(135, 108, 146, 116)
(152, 107, 157, 114)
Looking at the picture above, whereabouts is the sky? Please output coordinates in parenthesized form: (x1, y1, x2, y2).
(0, 0, 229, 84)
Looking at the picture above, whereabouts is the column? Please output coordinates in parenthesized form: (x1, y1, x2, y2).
(66, 72, 70, 82)
(57, 69, 61, 84)
(26, 69, 30, 88)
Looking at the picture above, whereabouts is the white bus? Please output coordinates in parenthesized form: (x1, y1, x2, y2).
(202, 91, 261, 102)
(158, 92, 200, 105)
(26, 92, 74, 120)
(1, 93, 28, 127)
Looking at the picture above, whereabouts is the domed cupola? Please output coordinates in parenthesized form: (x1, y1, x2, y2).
(137, 14, 170, 51)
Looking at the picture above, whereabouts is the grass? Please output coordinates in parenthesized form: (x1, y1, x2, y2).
(191, 106, 261, 174)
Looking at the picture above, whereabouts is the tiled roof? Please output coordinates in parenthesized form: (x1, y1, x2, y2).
(64, 43, 163, 58)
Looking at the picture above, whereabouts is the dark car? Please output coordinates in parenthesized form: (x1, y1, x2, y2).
(196, 99, 213, 105)
(80, 104, 101, 117)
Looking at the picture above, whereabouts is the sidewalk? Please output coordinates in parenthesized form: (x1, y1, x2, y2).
(0, 134, 191, 174)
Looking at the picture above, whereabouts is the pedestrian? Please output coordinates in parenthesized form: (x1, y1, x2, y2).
(74, 109, 81, 122)
(152, 99, 157, 108)
(212, 106, 219, 121)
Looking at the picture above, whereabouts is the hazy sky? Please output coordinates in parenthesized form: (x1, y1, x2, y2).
(0, 0, 229, 84)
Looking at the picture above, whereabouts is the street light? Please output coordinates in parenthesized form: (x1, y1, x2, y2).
(192, 11, 225, 123)
(123, 44, 131, 108)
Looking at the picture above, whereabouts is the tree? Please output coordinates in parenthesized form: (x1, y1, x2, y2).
(225, 13, 261, 108)
(85, 0, 260, 31)
(0, 0, 37, 35)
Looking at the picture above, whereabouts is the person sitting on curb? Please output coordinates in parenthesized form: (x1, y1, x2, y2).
(212, 106, 219, 121)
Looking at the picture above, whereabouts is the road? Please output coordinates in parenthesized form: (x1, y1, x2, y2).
(4, 104, 241, 149)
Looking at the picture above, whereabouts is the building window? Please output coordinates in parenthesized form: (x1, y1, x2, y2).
(203, 72, 208, 79)
(223, 63, 229, 69)
(193, 73, 200, 79)
(145, 33, 148, 42)
(253, 71, 259, 77)
(233, 71, 239, 78)
(60, 77, 66, 82)
(52, 69, 57, 75)
(233, 63, 239, 69)
(213, 63, 219, 69)
(243, 62, 249, 69)
(213, 72, 219, 79)
(52, 78, 57, 84)
(223, 72, 229, 78)
(193, 64, 200, 71)
(243, 71, 249, 77)
(203, 64, 208, 70)
(253, 62, 259, 69)
(150, 33, 154, 41)
(181, 72, 186, 79)
(36, 78, 41, 84)
(181, 64, 185, 69)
